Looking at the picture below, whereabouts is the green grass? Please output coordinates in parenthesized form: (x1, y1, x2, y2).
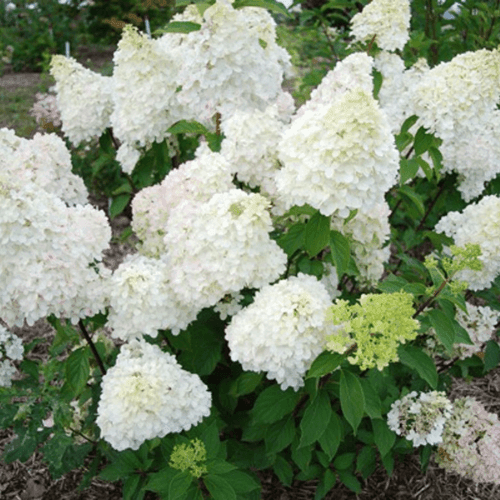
(0, 84, 41, 138)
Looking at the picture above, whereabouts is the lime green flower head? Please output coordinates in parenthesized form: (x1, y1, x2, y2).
(169, 438, 208, 478)
(326, 291, 419, 370)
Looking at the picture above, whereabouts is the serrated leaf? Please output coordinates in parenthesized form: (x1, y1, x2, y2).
(40, 433, 74, 477)
(372, 69, 382, 99)
(123, 474, 142, 500)
(168, 119, 210, 135)
(299, 391, 331, 448)
(377, 274, 408, 293)
(169, 472, 193, 500)
(252, 385, 301, 424)
(340, 370, 365, 435)
(318, 412, 341, 460)
(360, 379, 381, 419)
(415, 157, 433, 181)
(484, 340, 500, 372)
(356, 445, 377, 479)
(219, 470, 260, 493)
(64, 347, 90, 396)
(330, 230, 350, 280)
(399, 158, 420, 185)
(399, 185, 425, 216)
(306, 351, 343, 379)
(372, 418, 396, 457)
(273, 455, 294, 486)
(265, 415, 295, 454)
(305, 211, 330, 257)
(400, 115, 419, 135)
(333, 452, 355, 470)
(427, 308, 455, 353)
(414, 126, 434, 155)
(109, 194, 131, 219)
(397, 345, 438, 389)
(233, 0, 291, 16)
(205, 474, 237, 500)
(159, 21, 201, 34)
(291, 436, 312, 471)
(234, 372, 263, 396)
(277, 223, 306, 256)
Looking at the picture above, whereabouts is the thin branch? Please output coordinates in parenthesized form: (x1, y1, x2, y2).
(78, 320, 107, 376)
(413, 278, 449, 318)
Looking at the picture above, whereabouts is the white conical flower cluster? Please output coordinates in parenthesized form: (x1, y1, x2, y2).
(225, 274, 333, 390)
(50, 55, 113, 146)
(0, 129, 88, 206)
(96, 339, 211, 451)
(0, 325, 23, 388)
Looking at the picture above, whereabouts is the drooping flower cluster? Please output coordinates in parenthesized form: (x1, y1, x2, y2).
(330, 202, 391, 285)
(436, 397, 500, 484)
(96, 339, 211, 451)
(434, 195, 500, 290)
(277, 86, 399, 218)
(326, 292, 419, 370)
(131, 144, 234, 258)
(0, 176, 110, 326)
(225, 274, 333, 390)
(29, 87, 62, 130)
(350, 0, 411, 51)
(387, 391, 453, 447)
(1, 130, 88, 206)
(164, 190, 287, 313)
(0, 325, 23, 388)
(50, 55, 113, 146)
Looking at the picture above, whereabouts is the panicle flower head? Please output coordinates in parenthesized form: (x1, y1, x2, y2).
(435, 196, 500, 290)
(350, 0, 411, 51)
(96, 339, 211, 451)
(326, 292, 419, 370)
(277, 87, 399, 218)
(50, 55, 113, 146)
(387, 391, 453, 447)
(436, 397, 500, 484)
(225, 274, 333, 390)
(169, 439, 208, 478)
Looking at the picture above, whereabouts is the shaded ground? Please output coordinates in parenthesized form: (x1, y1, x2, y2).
(1, 45, 500, 500)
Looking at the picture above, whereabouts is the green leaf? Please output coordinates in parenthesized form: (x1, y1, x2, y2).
(356, 445, 377, 479)
(399, 185, 425, 216)
(265, 415, 296, 454)
(360, 379, 381, 419)
(337, 470, 361, 493)
(318, 412, 341, 460)
(340, 370, 365, 435)
(273, 455, 294, 487)
(305, 211, 330, 257)
(484, 340, 500, 372)
(252, 385, 301, 424)
(372, 418, 396, 457)
(123, 474, 142, 500)
(207, 460, 237, 475)
(112, 182, 133, 196)
(277, 223, 306, 256)
(428, 146, 443, 177)
(64, 347, 90, 396)
(234, 372, 264, 396)
(314, 468, 336, 500)
(415, 157, 433, 181)
(400, 115, 419, 135)
(333, 452, 355, 470)
(168, 120, 210, 135)
(372, 68, 382, 99)
(299, 391, 332, 448)
(233, 0, 291, 16)
(219, 470, 260, 494)
(201, 422, 221, 459)
(159, 21, 201, 34)
(4, 429, 38, 463)
(427, 308, 455, 354)
(178, 325, 222, 376)
(413, 126, 434, 155)
(205, 474, 237, 500)
(330, 231, 351, 280)
(399, 158, 420, 185)
(291, 436, 312, 471)
(40, 433, 74, 478)
(109, 194, 131, 219)
(377, 274, 408, 293)
(146, 467, 178, 493)
(397, 345, 438, 389)
(169, 472, 193, 500)
(306, 351, 343, 379)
